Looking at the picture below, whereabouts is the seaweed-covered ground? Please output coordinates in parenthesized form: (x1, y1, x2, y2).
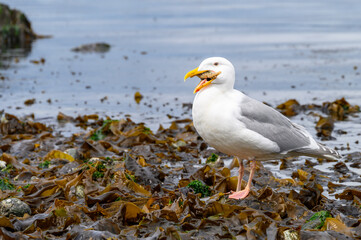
(0, 98, 360, 239)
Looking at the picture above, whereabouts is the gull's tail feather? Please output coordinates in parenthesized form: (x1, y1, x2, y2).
(290, 142, 341, 161)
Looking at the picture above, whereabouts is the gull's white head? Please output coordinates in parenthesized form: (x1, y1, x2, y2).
(184, 57, 235, 93)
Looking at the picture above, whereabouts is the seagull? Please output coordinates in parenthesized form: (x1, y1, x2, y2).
(184, 57, 341, 199)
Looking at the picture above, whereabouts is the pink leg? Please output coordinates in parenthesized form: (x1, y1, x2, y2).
(229, 160, 256, 200)
(236, 158, 244, 192)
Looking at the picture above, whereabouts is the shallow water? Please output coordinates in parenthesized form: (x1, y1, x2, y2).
(1, 1, 360, 180)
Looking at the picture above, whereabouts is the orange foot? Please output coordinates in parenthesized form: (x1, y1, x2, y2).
(228, 188, 250, 199)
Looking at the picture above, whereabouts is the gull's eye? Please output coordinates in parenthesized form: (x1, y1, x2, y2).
(214, 62, 219, 66)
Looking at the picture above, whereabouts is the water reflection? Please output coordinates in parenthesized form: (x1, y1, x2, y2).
(0, 3, 36, 69)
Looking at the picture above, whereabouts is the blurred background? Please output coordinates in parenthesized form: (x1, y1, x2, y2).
(1, 0, 361, 131)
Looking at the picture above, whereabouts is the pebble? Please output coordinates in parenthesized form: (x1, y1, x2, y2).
(75, 185, 85, 198)
(88, 157, 101, 163)
(0, 160, 7, 169)
(64, 148, 78, 160)
(0, 198, 31, 217)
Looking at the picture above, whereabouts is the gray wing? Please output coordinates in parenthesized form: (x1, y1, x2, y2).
(238, 96, 311, 153)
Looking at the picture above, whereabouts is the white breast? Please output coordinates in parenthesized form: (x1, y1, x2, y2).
(192, 86, 279, 159)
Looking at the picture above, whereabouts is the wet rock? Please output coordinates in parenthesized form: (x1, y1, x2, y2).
(71, 42, 111, 53)
(0, 198, 31, 217)
(0, 3, 37, 49)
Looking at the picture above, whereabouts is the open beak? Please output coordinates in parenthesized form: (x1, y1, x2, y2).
(184, 67, 220, 94)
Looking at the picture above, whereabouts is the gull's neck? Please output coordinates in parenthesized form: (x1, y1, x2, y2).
(195, 83, 233, 101)
(211, 76, 235, 93)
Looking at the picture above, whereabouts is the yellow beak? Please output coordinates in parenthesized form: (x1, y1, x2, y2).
(184, 67, 208, 81)
(184, 67, 213, 94)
